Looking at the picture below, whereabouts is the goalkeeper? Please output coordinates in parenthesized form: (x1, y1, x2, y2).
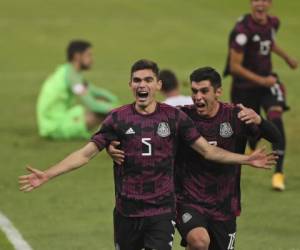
(37, 40, 120, 139)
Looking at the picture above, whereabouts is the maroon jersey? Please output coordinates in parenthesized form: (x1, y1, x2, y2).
(176, 103, 260, 221)
(224, 14, 280, 88)
(91, 103, 201, 217)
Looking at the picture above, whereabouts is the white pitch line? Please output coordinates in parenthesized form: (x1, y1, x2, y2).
(0, 211, 33, 250)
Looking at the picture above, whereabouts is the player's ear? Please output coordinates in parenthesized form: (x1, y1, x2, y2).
(157, 79, 162, 91)
(215, 87, 222, 97)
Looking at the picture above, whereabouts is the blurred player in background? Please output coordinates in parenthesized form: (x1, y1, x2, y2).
(160, 69, 193, 106)
(175, 67, 280, 250)
(224, 0, 298, 190)
(37, 40, 120, 139)
(20, 60, 276, 250)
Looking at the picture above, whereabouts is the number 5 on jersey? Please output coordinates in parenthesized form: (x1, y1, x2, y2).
(142, 138, 152, 156)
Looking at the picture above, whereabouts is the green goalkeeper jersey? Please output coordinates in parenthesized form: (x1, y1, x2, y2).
(37, 63, 119, 138)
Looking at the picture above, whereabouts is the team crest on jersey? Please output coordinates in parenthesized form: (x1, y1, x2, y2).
(157, 122, 170, 137)
(220, 122, 233, 138)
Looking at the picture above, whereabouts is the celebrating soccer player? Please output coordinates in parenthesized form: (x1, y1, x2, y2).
(20, 60, 276, 250)
(109, 67, 280, 250)
(224, 0, 298, 190)
(175, 67, 281, 250)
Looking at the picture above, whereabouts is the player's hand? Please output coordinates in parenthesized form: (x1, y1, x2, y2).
(261, 76, 277, 87)
(19, 165, 49, 192)
(237, 104, 261, 125)
(247, 147, 278, 169)
(285, 57, 298, 69)
(107, 141, 125, 165)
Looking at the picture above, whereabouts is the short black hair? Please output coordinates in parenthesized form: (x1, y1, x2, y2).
(159, 69, 179, 93)
(190, 67, 222, 89)
(130, 59, 159, 79)
(67, 40, 92, 61)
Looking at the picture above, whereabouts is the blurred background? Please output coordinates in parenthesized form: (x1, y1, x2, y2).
(0, 0, 299, 249)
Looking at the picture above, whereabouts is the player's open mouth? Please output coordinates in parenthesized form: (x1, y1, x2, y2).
(196, 102, 206, 108)
(137, 91, 149, 100)
(254, 8, 266, 15)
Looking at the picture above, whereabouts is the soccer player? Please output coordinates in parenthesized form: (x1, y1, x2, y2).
(160, 69, 193, 106)
(20, 60, 276, 250)
(109, 67, 280, 250)
(37, 40, 120, 139)
(224, 0, 298, 190)
(176, 67, 281, 250)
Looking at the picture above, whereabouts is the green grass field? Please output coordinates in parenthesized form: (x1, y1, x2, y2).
(0, 0, 300, 249)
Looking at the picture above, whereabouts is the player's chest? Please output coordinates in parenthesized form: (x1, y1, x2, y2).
(196, 119, 236, 148)
(248, 29, 274, 56)
(117, 119, 176, 155)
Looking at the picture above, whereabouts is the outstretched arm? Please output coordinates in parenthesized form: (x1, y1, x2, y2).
(272, 43, 298, 69)
(190, 137, 276, 169)
(19, 142, 99, 192)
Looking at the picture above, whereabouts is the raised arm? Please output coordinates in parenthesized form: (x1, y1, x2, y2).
(19, 142, 99, 192)
(190, 137, 276, 169)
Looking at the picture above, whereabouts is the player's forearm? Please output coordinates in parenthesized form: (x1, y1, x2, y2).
(258, 118, 281, 144)
(205, 145, 250, 165)
(272, 43, 290, 61)
(230, 63, 265, 86)
(191, 137, 249, 166)
(45, 143, 98, 180)
(44, 151, 88, 179)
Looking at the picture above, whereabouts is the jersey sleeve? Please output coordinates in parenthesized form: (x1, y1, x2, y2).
(229, 21, 250, 53)
(90, 113, 118, 151)
(177, 110, 201, 145)
(271, 16, 280, 43)
(272, 16, 280, 32)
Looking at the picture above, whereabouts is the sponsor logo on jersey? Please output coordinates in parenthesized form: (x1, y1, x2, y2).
(182, 212, 192, 223)
(220, 122, 233, 138)
(125, 127, 135, 134)
(157, 122, 170, 137)
(253, 34, 261, 42)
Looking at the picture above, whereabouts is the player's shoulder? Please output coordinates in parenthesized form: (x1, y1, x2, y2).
(108, 104, 132, 116)
(159, 102, 179, 111)
(159, 102, 190, 118)
(233, 14, 251, 31)
(178, 104, 195, 114)
(268, 15, 280, 29)
(221, 102, 240, 114)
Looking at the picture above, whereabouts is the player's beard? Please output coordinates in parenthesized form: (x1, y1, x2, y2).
(80, 63, 91, 70)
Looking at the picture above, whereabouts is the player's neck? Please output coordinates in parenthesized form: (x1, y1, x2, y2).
(135, 101, 158, 115)
(251, 13, 268, 25)
(207, 102, 220, 118)
(71, 61, 82, 72)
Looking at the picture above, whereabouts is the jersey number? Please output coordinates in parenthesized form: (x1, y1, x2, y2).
(259, 40, 271, 55)
(142, 138, 152, 156)
(270, 83, 284, 102)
